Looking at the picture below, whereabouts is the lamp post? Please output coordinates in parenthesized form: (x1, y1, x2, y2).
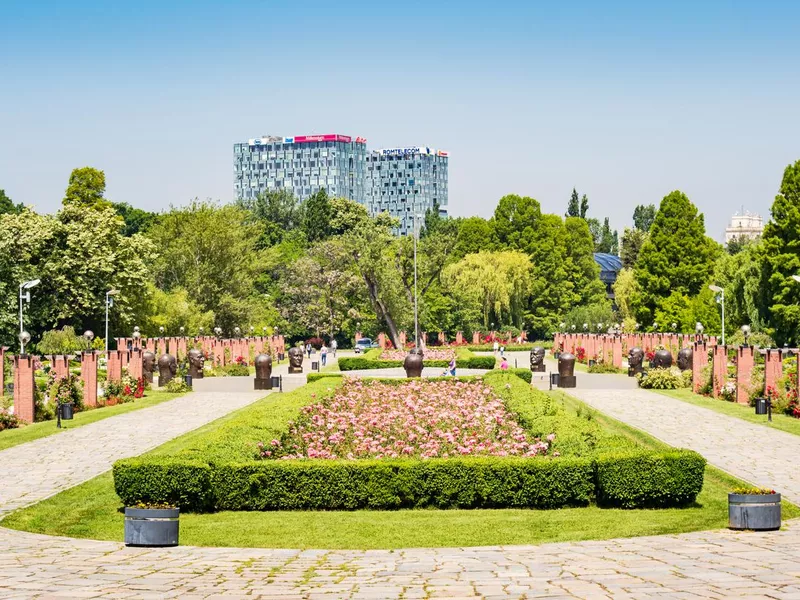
(709, 285, 725, 346)
(695, 322, 704, 341)
(413, 212, 422, 348)
(18, 279, 40, 353)
(104, 289, 119, 353)
(18, 330, 31, 355)
(741, 324, 751, 347)
(84, 330, 95, 351)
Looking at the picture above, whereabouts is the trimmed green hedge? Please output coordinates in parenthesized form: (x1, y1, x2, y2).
(595, 450, 706, 508)
(338, 348, 495, 371)
(113, 372, 706, 512)
(306, 373, 345, 383)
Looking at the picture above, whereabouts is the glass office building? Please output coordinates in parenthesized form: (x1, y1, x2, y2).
(364, 147, 449, 235)
(233, 136, 449, 235)
(233, 134, 367, 202)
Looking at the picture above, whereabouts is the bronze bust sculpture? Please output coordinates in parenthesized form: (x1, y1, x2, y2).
(677, 347, 693, 371)
(404, 347, 424, 378)
(652, 349, 673, 369)
(557, 352, 576, 388)
(142, 351, 156, 383)
(628, 347, 644, 377)
(157, 353, 177, 386)
(254, 353, 273, 390)
(187, 348, 205, 380)
(530, 346, 546, 372)
(288, 346, 304, 374)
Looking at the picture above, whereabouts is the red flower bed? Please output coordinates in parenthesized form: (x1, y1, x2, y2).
(258, 379, 554, 460)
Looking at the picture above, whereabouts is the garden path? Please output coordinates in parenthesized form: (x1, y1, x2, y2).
(4, 361, 800, 598)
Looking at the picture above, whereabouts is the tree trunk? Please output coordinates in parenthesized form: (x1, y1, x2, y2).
(363, 273, 402, 348)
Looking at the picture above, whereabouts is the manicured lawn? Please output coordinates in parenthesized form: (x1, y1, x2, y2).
(0, 390, 185, 452)
(656, 389, 800, 437)
(5, 387, 793, 549)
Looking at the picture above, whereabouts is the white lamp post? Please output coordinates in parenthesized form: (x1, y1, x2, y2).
(709, 285, 725, 346)
(413, 212, 423, 348)
(18, 279, 40, 353)
(105, 289, 119, 353)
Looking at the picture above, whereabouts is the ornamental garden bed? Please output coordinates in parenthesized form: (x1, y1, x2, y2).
(113, 373, 705, 512)
(338, 347, 495, 371)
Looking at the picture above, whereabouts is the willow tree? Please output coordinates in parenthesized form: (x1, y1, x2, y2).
(442, 250, 532, 329)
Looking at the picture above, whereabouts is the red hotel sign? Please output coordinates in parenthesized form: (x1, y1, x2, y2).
(293, 134, 352, 143)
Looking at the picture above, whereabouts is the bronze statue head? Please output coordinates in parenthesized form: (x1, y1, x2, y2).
(157, 353, 177, 385)
(254, 353, 273, 379)
(677, 347, 693, 371)
(404, 347, 424, 378)
(288, 346, 304, 367)
(530, 346, 545, 367)
(408, 346, 424, 358)
(652, 349, 673, 369)
(142, 351, 156, 377)
(558, 352, 575, 378)
(188, 348, 205, 378)
(628, 347, 644, 368)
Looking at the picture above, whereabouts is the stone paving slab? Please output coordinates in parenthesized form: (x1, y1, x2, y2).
(3, 523, 800, 599)
(567, 386, 800, 503)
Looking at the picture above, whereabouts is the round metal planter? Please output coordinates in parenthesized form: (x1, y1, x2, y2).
(754, 398, 767, 415)
(728, 493, 781, 531)
(60, 403, 74, 420)
(124, 507, 179, 546)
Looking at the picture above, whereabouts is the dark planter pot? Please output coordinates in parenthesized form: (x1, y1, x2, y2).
(588, 359, 596, 367)
(728, 493, 781, 531)
(124, 507, 179, 546)
(60, 403, 74, 420)
(183, 375, 193, 388)
(754, 397, 767, 415)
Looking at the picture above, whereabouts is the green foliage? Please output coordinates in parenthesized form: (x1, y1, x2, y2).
(713, 240, 766, 335)
(63, 167, 111, 209)
(595, 451, 706, 508)
(566, 188, 580, 218)
(759, 160, 800, 345)
(587, 362, 625, 374)
(637, 367, 692, 390)
(507, 368, 532, 383)
(632, 204, 656, 232)
(453, 216, 493, 259)
(139, 285, 214, 337)
(612, 268, 639, 321)
(338, 348, 495, 371)
(564, 218, 607, 305)
(50, 373, 84, 410)
(147, 200, 266, 333)
(580, 194, 589, 219)
(164, 378, 192, 393)
(0, 189, 23, 215)
(303, 188, 332, 243)
(632, 191, 719, 325)
(111, 202, 156, 236)
(36, 326, 84, 355)
(620, 227, 647, 269)
(213, 364, 250, 377)
(238, 189, 305, 247)
(562, 302, 615, 333)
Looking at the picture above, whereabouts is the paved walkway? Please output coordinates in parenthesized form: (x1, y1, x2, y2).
(5, 363, 800, 598)
(568, 386, 800, 503)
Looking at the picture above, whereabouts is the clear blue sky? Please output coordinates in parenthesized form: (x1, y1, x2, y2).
(2, 0, 798, 240)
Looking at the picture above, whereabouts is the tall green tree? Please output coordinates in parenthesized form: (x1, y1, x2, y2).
(111, 202, 156, 236)
(595, 217, 618, 253)
(619, 227, 647, 269)
(238, 189, 304, 247)
(566, 188, 580, 217)
(580, 194, 589, 219)
(759, 160, 800, 345)
(564, 217, 606, 305)
(147, 201, 265, 332)
(453, 216, 493, 259)
(303, 188, 332, 243)
(632, 191, 719, 325)
(63, 167, 111, 209)
(0, 189, 22, 215)
(633, 204, 656, 231)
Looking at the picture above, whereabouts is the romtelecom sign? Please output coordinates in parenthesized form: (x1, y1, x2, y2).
(380, 147, 449, 157)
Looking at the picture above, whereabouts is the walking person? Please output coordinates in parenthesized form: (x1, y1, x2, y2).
(331, 338, 337, 358)
(500, 356, 509, 370)
(306, 342, 312, 358)
(320, 344, 328, 367)
(448, 356, 456, 377)
(493, 340, 499, 354)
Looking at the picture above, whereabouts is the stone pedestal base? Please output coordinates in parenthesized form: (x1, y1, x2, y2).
(531, 364, 546, 373)
(628, 367, 642, 378)
(559, 375, 577, 388)
(288, 366, 303, 374)
(254, 377, 273, 390)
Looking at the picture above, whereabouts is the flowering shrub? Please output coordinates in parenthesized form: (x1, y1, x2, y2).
(0, 409, 20, 431)
(51, 374, 84, 410)
(575, 347, 586, 362)
(235, 355, 248, 366)
(379, 348, 455, 361)
(305, 337, 324, 350)
(637, 367, 691, 390)
(258, 379, 555, 460)
(718, 381, 737, 402)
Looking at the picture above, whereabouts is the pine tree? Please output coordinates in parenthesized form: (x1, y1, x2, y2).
(303, 188, 332, 243)
(632, 204, 656, 231)
(632, 191, 719, 324)
(566, 188, 580, 217)
(760, 160, 800, 344)
(580, 194, 589, 219)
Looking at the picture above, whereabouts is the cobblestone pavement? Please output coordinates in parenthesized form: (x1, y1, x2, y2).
(3, 522, 800, 599)
(5, 366, 800, 598)
(568, 386, 800, 503)
(0, 387, 267, 517)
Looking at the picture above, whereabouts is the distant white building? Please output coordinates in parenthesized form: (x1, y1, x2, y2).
(725, 211, 763, 243)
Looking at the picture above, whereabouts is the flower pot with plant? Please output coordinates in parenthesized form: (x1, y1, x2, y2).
(728, 487, 781, 531)
(124, 502, 179, 547)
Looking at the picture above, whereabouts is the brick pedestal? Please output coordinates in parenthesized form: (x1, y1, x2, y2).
(612, 338, 623, 368)
(377, 332, 386, 349)
(177, 337, 188, 361)
(0, 346, 7, 395)
(692, 342, 708, 393)
(107, 350, 123, 382)
(13, 355, 36, 423)
(80, 351, 98, 408)
(736, 346, 755, 405)
(764, 349, 783, 394)
(49, 355, 71, 381)
(128, 348, 143, 380)
(472, 332, 480, 345)
(213, 341, 225, 367)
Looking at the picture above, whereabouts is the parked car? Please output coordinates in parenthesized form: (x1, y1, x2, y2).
(354, 338, 379, 353)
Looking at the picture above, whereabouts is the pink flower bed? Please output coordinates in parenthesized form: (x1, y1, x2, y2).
(258, 379, 554, 460)
(380, 348, 455, 361)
